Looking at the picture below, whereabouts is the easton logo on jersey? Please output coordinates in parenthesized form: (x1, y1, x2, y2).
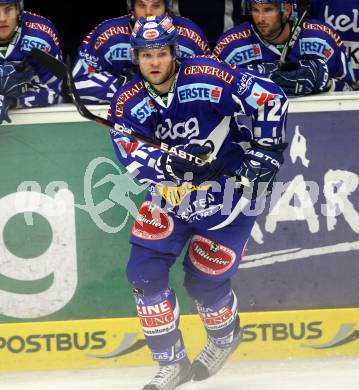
(177, 83, 223, 103)
(225, 44, 263, 66)
(299, 38, 334, 59)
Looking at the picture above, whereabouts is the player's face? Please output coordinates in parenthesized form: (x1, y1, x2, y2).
(138, 46, 175, 88)
(0, 3, 19, 43)
(251, 3, 284, 40)
(133, 0, 166, 20)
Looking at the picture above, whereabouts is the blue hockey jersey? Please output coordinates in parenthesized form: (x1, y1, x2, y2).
(1, 11, 63, 107)
(72, 14, 211, 104)
(310, 0, 359, 82)
(214, 19, 356, 91)
(108, 56, 288, 228)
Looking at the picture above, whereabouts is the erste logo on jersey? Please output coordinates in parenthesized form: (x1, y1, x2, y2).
(225, 44, 263, 66)
(189, 235, 236, 275)
(21, 34, 51, 52)
(130, 96, 156, 123)
(178, 83, 223, 103)
(300, 38, 334, 59)
(104, 43, 131, 63)
(245, 82, 281, 108)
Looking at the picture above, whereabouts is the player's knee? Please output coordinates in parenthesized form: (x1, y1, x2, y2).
(183, 271, 231, 306)
(126, 244, 172, 294)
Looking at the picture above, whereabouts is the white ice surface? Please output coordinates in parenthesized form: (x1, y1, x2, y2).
(1, 357, 359, 390)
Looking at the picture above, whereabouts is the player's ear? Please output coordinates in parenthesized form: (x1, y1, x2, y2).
(283, 4, 292, 19)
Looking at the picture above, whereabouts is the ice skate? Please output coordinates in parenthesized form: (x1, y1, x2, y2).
(192, 317, 242, 381)
(141, 358, 192, 390)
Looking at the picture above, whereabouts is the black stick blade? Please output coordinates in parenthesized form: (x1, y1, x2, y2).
(30, 48, 68, 81)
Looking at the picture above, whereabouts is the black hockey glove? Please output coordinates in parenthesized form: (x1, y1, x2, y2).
(121, 66, 138, 81)
(160, 144, 225, 186)
(270, 59, 329, 96)
(236, 141, 287, 198)
(0, 62, 34, 97)
(0, 95, 16, 125)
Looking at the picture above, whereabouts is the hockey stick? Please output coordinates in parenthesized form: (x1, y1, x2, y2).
(279, 0, 311, 70)
(30, 48, 250, 186)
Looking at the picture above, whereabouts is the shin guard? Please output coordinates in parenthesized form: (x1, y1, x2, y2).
(134, 287, 187, 365)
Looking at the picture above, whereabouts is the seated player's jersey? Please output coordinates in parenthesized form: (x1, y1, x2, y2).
(214, 19, 356, 90)
(108, 55, 288, 228)
(1, 11, 63, 107)
(309, 0, 359, 82)
(72, 14, 211, 104)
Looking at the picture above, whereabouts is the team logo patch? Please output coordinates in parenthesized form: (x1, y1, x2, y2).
(299, 38, 334, 59)
(245, 82, 281, 108)
(237, 74, 255, 95)
(189, 235, 236, 275)
(178, 83, 223, 103)
(143, 29, 160, 40)
(132, 201, 174, 240)
(114, 136, 140, 157)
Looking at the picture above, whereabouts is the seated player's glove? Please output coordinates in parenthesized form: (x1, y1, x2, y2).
(236, 141, 287, 198)
(270, 59, 329, 96)
(160, 144, 225, 185)
(121, 66, 138, 81)
(0, 62, 34, 97)
(0, 95, 16, 125)
(246, 61, 279, 77)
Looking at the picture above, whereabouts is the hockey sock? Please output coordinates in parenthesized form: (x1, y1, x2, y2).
(196, 289, 238, 348)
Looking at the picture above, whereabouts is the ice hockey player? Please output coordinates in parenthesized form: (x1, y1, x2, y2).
(214, 0, 356, 96)
(107, 14, 288, 390)
(72, 0, 210, 104)
(309, 0, 359, 87)
(0, 0, 63, 124)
